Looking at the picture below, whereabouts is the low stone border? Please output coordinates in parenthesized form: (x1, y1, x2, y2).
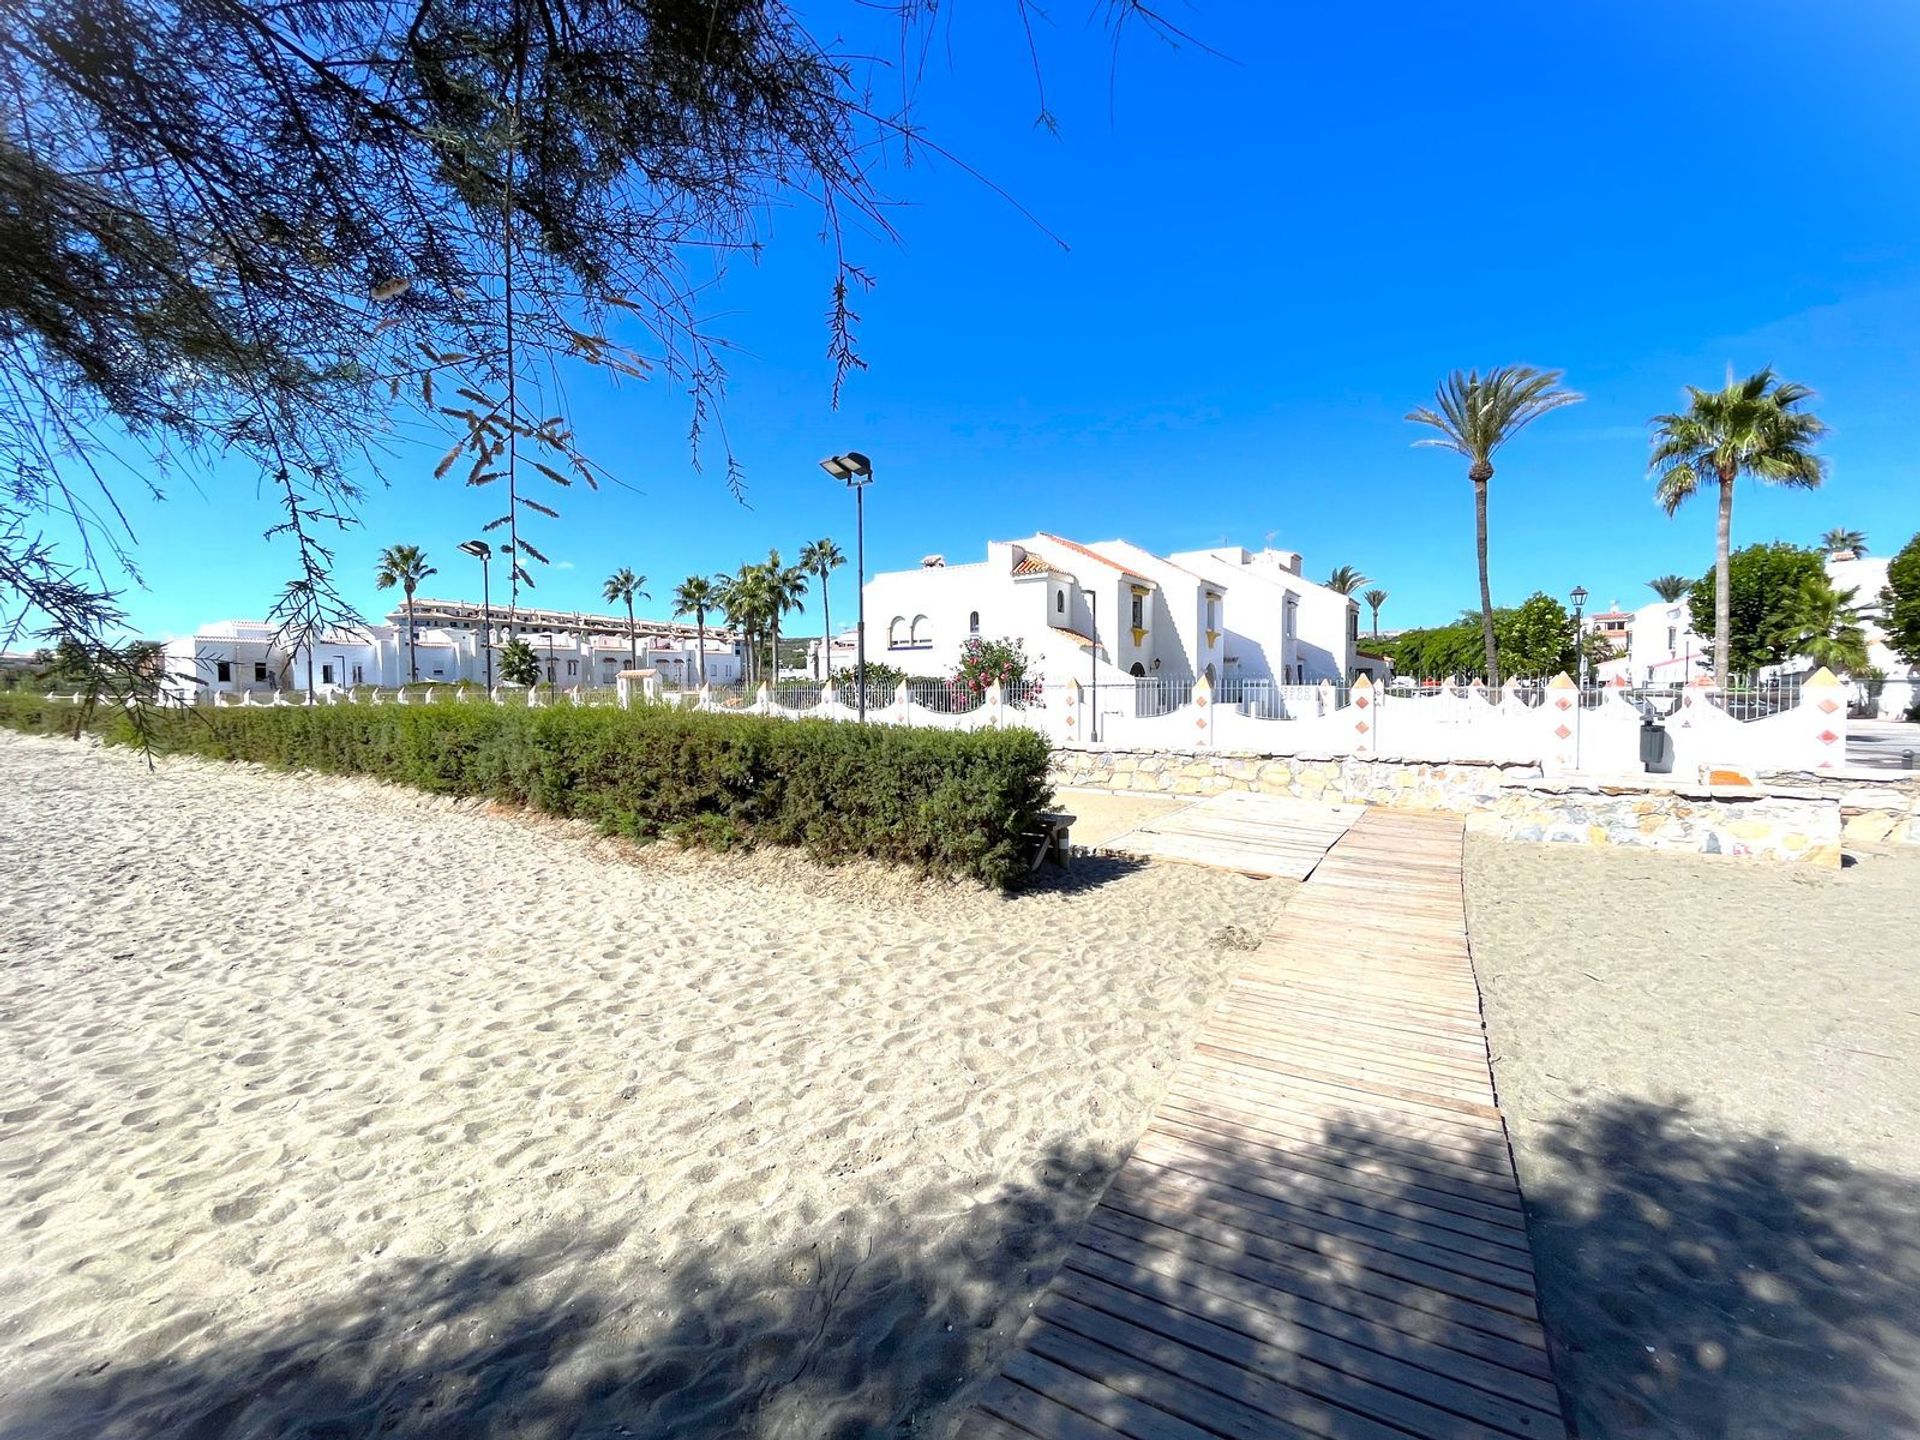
(1050, 746, 1847, 866)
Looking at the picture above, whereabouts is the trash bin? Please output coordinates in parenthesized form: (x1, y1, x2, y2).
(1639, 716, 1673, 774)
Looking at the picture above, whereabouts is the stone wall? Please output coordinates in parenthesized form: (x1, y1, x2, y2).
(1761, 770, 1920, 845)
(1051, 746, 1843, 866)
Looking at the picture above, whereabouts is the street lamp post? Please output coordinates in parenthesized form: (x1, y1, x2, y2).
(818, 451, 873, 720)
(460, 539, 494, 690)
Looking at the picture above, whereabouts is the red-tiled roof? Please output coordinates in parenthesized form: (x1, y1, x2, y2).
(1011, 553, 1054, 577)
(1034, 533, 1149, 583)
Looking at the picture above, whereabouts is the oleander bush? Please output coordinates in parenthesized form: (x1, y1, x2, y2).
(0, 696, 1055, 888)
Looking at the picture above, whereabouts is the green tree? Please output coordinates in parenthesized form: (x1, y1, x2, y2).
(1647, 574, 1690, 602)
(601, 567, 650, 668)
(672, 575, 719, 688)
(1773, 574, 1871, 675)
(497, 638, 540, 688)
(1361, 588, 1389, 637)
(1884, 532, 1920, 668)
(1819, 526, 1867, 556)
(797, 537, 846, 680)
(1324, 565, 1369, 596)
(1386, 594, 1586, 681)
(1498, 593, 1582, 678)
(373, 543, 436, 683)
(1650, 369, 1828, 688)
(1407, 366, 1584, 687)
(1685, 542, 1826, 676)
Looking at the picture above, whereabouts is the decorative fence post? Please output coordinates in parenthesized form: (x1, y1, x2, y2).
(1191, 671, 1215, 750)
(753, 680, 772, 717)
(1545, 672, 1579, 772)
(983, 678, 1006, 729)
(697, 682, 713, 712)
(892, 679, 913, 726)
(1347, 673, 1375, 757)
(1800, 666, 1846, 772)
(1060, 677, 1083, 745)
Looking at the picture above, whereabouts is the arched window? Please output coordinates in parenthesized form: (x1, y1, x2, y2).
(1204, 663, 1217, 686)
(1055, 590, 1065, 615)
(968, 610, 980, 636)
(910, 614, 930, 646)
(1128, 662, 1146, 678)
(887, 616, 906, 648)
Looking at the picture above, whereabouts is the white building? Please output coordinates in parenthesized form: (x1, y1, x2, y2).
(1823, 552, 1917, 718)
(157, 598, 741, 700)
(1167, 546, 1359, 687)
(1592, 598, 1709, 686)
(858, 533, 1356, 690)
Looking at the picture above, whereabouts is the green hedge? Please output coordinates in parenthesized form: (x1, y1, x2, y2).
(0, 696, 1055, 888)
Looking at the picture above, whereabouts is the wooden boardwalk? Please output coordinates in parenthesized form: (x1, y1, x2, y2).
(957, 809, 1566, 1440)
(1094, 792, 1364, 880)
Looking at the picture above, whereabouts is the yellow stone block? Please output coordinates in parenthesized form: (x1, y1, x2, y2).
(1727, 818, 1775, 842)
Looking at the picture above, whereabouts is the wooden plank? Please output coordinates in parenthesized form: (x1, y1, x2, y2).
(958, 809, 1565, 1440)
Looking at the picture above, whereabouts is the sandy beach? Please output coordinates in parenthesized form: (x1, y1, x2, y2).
(0, 731, 1280, 1439)
(1467, 838, 1920, 1439)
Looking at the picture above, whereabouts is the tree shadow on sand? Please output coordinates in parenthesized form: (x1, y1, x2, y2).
(1518, 1097, 1920, 1440)
(8, 1100, 1917, 1440)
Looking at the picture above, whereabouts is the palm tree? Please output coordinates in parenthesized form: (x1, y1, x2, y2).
(1774, 574, 1870, 674)
(1324, 565, 1370, 595)
(1647, 574, 1691, 602)
(1649, 368, 1828, 688)
(373, 543, 436, 683)
(601, 566, 650, 667)
(1361, 588, 1389, 637)
(672, 575, 718, 686)
(1820, 526, 1867, 557)
(798, 537, 846, 679)
(761, 549, 809, 682)
(716, 566, 771, 684)
(1408, 367, 1582, 688)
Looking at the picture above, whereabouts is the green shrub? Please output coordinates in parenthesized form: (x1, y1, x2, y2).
(0, 695, 1055, 888)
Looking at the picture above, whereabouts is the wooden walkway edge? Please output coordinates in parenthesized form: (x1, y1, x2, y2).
(956, 809, 1567, 1440)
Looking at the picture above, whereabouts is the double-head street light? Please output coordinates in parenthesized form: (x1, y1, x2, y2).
(459, 539, 494, 690)
(818, 451, 873, 720)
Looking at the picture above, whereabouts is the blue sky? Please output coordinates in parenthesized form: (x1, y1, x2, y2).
(40, 0, 1920, 640)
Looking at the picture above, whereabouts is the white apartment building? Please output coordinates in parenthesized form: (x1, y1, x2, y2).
(858, 533, 1355, 690)
(1592, 598, 1709, 686)
(157, 598, 740, 700)
(1167, 546, 1360, 687)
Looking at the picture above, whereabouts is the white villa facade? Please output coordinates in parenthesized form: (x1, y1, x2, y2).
(1167, 545, 1359, 687)
(158, 598, 740, 701)
(1592, 598, 1709, 686)
(856, 533, 1357, 691)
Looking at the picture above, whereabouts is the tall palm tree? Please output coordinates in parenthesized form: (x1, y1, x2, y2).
(1774, 574, 1870, 674)
(1647, 574, 1691, 602)
(1649, 368, 1828, 688)
(761, 549, 809, 682)
(797, 537, 845, 679)
(1408, 366, 1583, 688)
(601, 566, 650, 667)
(1819, 526, 1867, 557)
(1361, 588, 1389, 637)
(716, 565, 771, 684)
(672, 575, 718, 686)
(1324, 565, 1370, 595)
(373, 543, 436, 683)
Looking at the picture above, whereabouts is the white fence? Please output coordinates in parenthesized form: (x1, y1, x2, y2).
(62, 666, 1850, 777)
